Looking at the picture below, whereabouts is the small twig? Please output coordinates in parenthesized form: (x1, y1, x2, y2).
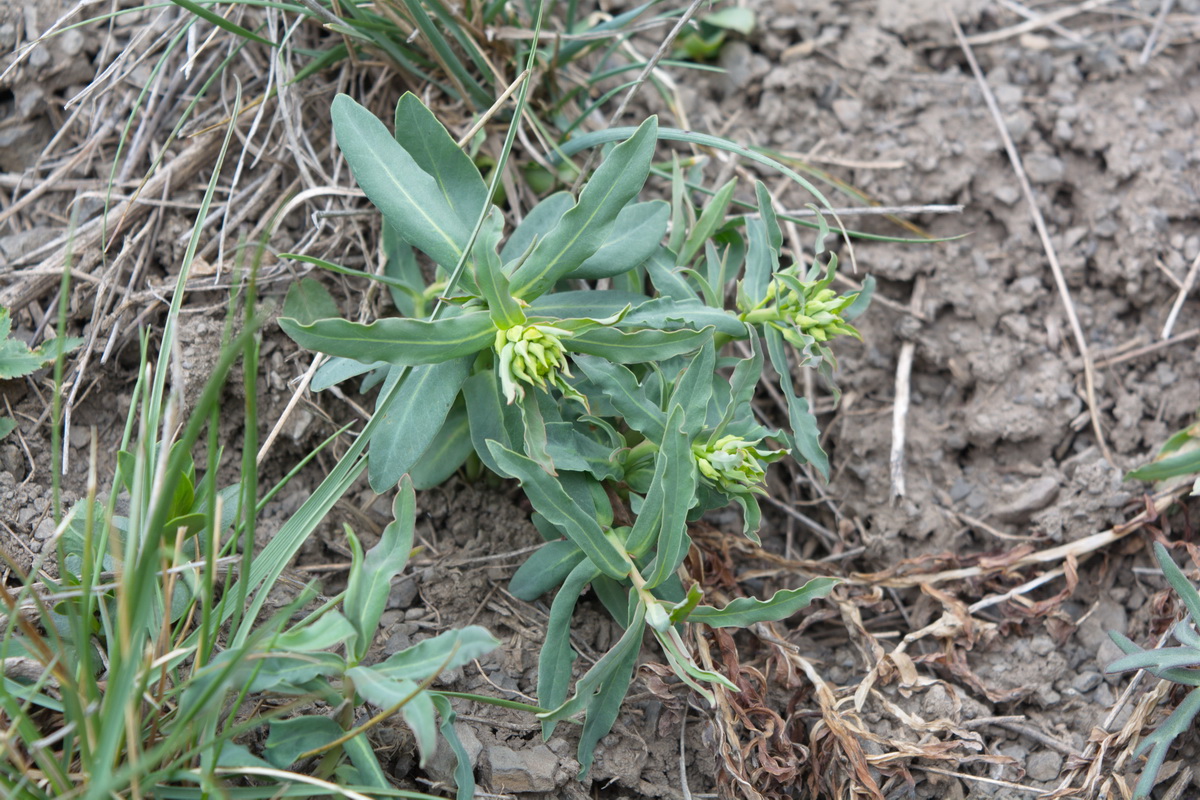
(778, 203, 963, 219)
(917, 765, 1051, 795)
(257, 354, 322, 467)
(889, 277, 925, 500)
(1095, 327, 1199, 368)
(1161, 250, 1200, 340)
(950, 12, 1114, 467)
(456, 69, 529, 148)
(997, 0, 1088, 43)
(1140, 0, 1175, 65)
(679, 705, 693, 800)
(985, 718, 1081, 757)
(570, 0, 706, 193)
(965, 0, 1120, 45)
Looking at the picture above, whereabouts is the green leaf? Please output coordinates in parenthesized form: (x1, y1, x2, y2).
(1127, 448, 1200, 483)
(528, 290, 649, 320)
(311, 356, 387, 392)
(282, 278, 339, 324)
(568, 200, 670, 280)
(622, 296, 749, 337)
(642, 408, 698, 588)
(1133, 687, 1200, 799)
(274, 611, 357, 653)
(576, 636, 639, 779)
(509, 116, 659, 299)
(463, 370, 523, 475)
(486, 441, 630, 580)
(518, 391, 555, 476)
(244, 653, 345, 694)
(510, 540, 586, 602)
(372, 626, 500, 682)
(473, 207, 526, 329)
(571, 356, 665, 440)
(264, 716, 343, 768)
(686, 577, 839, 627)
(409, 401, 473, 490)
(539, 601, 646, 725)
(342, 732, 391, 790)
(345, 476, 416, 660)
(0, 417, 15, 440)
(346, 666, 438, 766)
(1154, 542, 1200, 625)
(383, 226, 423, 316)
(679, 178, 737, 266)
(368, 357, 471, 492)
(168, 0, 277, 47)
(279, 312, 494, 366)
(431, 694, 478, 800)
(538, 558, 601, 738)
(765, 327, 830, 478)
(703, 6, 756, 34)
(501, 192, 574, 265)
(669, 336, 716, 436)
(844, 274, 875, 321)
(567, 326, 711, 364)
(543, 422, 621, 479)
(393, 92, 488, 223)
(645, 246, 699, 302)
(0, 308, 81, 380)
(332, 94, 470, 270)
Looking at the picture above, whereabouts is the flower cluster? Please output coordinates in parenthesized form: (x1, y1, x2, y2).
(766, 281, 859, 345)
(693, 435, 787, 494)
(494, 323, 572, 404)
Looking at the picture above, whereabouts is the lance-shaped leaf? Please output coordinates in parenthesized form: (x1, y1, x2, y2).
(409, 401, 473, 490)
(571, 356, 665, 440)
(621, 296, 749, 337)
(346, 666, 438, 766)
(394, 92, 488, 224)
(764, 327, 829, 478)
(678, 177, 737, 266)
(487, 441, 629, 580)
(645, 246, 699, 302)
(369, 357, 471, 492)
(566, 326, 711, 364)
(577, 636, 640, 779)
(568, 200, 670, 280)
(509, 116, 659, 300)
(510, 540, 586, 602)
(538, 558, 601, 738)
(686, 577, 838, 627)
(539, 601, 646, 725)
(473, 207, 526, 329)
(501, 192, 574, 265)
(279, 312, 494, 366)
(641, 407, 698, 588)
(372, 626, 500, 681)
(332, 94, 469, 270)
(431, 694, 478, 800)
(345, 476, 415, 660)
(669, 336, 716, 436)
(528, 290, 649, 321)
(464, 370, 523, 476)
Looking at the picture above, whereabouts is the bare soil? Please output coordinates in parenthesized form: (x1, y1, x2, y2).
(3, 1, 1200, 798)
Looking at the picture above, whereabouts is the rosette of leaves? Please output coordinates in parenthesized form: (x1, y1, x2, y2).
(1106, 542, 1200, 799)
(279, 93, 860, 776)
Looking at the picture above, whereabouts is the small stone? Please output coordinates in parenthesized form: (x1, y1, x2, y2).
(1029, 635, 1055, 657)
(994, 477, 1060, 523)
(425, 722, 482, 787)
(832, 98, 863, 130)
(1026, 750, 1063, 782)
(1071, 671, 1102, 693)
(34, 517, 57, 540)
(1024, 153, 1065, 184)
(481, 744, 560, 793)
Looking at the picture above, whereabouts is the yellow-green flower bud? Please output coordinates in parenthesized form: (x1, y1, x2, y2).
(692, 435, 787, 493)
(495, 323, 572, 404)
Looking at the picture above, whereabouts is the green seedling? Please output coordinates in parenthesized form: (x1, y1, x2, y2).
(0, 307, 82, 439)
(1106, 542, 1200, 799)
(1126, 414, 1200, 498)
(280, 92, 861, 776)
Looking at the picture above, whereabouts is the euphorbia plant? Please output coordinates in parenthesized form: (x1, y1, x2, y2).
(280, 92, 866, 775)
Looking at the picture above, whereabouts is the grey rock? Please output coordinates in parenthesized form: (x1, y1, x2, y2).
(832, 98, 863, 130)
(425, 722, 482, 787)
(1024, 153, 1066, 184)
(1026, 750, 1063, 782)
(994, 476, 1060, 522)
(481, 744, 560, 793)
(1071, 671, 1102, 693)
(34, 517, 57, 540)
